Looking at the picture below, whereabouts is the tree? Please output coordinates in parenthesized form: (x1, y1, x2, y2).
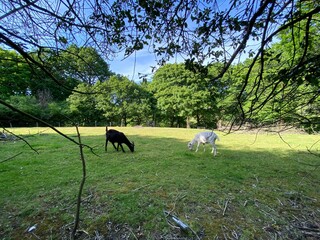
(67, 83, 104, 125)
(0, 45, 114, 126)
(0, 95, 42, 126)
(150, 63, 216, 127)
(0, 48, 31, 99)
(221, 1, 320, 131)
(95, 75, 152, 126)
(57, 45, 113, 85)
(1, 0, 319, 129)
(28, 45, 113, 101)
(27, 49, 80, 102)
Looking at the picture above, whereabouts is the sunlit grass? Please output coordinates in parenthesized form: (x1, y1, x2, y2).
(0, 127, 319, 239)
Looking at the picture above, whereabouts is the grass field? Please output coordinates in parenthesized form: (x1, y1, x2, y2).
(0, 127, 319, 239)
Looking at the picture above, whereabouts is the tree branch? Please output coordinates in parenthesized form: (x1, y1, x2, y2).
(0, 152, 23, 164)
(0, 98, 98, 156)
(71, 125, 87, 239)
(1, 127, 39, 154)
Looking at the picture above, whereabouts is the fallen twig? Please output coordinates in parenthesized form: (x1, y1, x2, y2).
(124, 226, 139, 240)
(297, 226, 320, 232)
(223, 199, 229, 216)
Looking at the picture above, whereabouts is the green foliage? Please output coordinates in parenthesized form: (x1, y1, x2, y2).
(25, 49, 78, 102)
(28, 45, 113, 102)
(211, 2, 320, 131)
(0, 45, 115, 127)
(150, 63, 217, 127)
(67, 83, 104, 125)
(0, 127, 319, 239)
(0, 96, 69, 127)
(95, 76, 152, 126)
(0, 96, 41, 125)
(57, 44, 113, 85)
(0, 49, 31, 99)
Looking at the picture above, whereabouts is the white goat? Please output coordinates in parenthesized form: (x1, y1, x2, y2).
(188, 131, 219, 156)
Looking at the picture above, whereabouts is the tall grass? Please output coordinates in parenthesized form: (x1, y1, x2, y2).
(0, 127, 319, 239)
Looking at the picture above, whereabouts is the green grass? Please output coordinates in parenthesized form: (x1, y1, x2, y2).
(0, 127, 319, 239)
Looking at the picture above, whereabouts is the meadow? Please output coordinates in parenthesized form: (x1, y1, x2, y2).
(0, 127, 319, 239)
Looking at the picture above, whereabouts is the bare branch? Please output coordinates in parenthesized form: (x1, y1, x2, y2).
(215, 0, 275, 80)
(0, 0, 39, 21)
(0, 152, 23, 164)
(0, 98, 98, 155)
(71, 125, 87, 239)
(1, 127, 39, 154)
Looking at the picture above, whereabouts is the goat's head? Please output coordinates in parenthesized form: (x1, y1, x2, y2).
(187, 142, 194, 150)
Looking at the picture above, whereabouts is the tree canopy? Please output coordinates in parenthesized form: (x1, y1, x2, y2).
(2, 2, 319, 239)
(150, 63, 217, 127)
(0, 0, 319, 130)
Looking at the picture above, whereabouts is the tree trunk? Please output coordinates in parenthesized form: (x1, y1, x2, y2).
(186, 116, 191, 128)
(196, 114, 200, 127)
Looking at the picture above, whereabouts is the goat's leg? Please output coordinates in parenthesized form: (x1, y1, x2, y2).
(118, 143, 125, 152)
(195, 142, 200, 152)
(203, 143, 206, 152)
(116, 143, 125, 152)
(211, 142, 217, 156)
(111, 142, 118, 151)
(210, 142, 214, 154)
(105, 139, 108, 152)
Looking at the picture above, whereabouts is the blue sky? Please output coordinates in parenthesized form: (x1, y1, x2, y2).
(108, 44, 254, 83)
(108, 47, 187, 83)
(108, 49, 159, 82)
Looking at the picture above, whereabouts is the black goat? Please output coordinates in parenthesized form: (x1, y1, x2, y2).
(105, 127, 134, 153)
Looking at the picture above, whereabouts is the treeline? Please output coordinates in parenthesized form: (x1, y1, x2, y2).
(0, 39, 319, 131)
